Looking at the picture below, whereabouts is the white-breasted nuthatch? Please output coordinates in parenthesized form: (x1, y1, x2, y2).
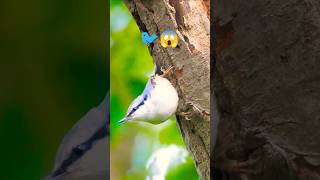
(46, 93, 109, 180)
(119, 66, 179, 124)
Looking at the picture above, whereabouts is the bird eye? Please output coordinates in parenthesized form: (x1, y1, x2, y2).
(73, 145, 85, 156)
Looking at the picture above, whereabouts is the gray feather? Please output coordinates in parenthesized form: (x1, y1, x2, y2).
(45, 92, 109, 180)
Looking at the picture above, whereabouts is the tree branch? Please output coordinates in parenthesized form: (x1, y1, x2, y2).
(124, 0, 210, 179)
(213, 0, 320, 179)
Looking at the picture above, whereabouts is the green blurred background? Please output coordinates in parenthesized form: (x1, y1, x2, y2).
(110, 1, 199, 180)
(0, 0, 108, 179)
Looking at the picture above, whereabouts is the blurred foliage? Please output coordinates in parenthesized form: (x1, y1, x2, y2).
(110, 1, 198, 180)
(166, 155, 200, 180)
(0, 0, 107, 179)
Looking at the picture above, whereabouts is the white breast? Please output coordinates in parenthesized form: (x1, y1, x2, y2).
(149, 75, 179, 123)
(134, 75, 179, 124)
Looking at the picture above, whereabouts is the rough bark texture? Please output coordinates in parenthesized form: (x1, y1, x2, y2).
(124, 0, 210, 179)
(213, 0, 320, 180)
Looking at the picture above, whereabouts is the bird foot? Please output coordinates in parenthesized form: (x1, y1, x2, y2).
(177, 102, 210, 121)
(223, 159, 258, 174)
(186, 102, 210, 116)
(160, 66, 174, 78)
(179, 111, 192, 120)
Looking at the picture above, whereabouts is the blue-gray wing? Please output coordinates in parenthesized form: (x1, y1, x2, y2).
(126, 95, 144, 115)
(45, 92, 109, 180)
(126, 78, 153, 117)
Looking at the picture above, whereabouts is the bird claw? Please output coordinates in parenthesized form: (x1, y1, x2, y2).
(233, 159, 256, 174)
(178, 102, 210, 121)
(224, 159, 259, 175)
(186, 102, 210, 116)
(179, 111, 192, 120)
(160, 66, 174, 78)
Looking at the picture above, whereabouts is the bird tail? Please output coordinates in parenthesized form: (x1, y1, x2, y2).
(118, 117, 129, 124)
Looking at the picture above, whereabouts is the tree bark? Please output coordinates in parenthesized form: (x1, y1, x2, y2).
(124, 0, 211, 179)
(213, 0, 320, 179)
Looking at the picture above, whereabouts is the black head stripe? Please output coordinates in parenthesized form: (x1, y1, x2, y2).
(127, 95, 148, 117)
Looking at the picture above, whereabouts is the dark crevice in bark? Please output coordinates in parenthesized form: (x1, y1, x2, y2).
(168, 0, 190, 30)
(182, 34, 196, 53)
(176, 115, 186, 138)
(167, 0, 196, 53)
(127, 0, 147, 33)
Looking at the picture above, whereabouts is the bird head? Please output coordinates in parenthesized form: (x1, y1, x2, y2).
(142, 32, 149, 38)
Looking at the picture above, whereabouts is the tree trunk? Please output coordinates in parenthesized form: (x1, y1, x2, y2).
(213, 0, 320, 179)
(124, 0, 211, 179)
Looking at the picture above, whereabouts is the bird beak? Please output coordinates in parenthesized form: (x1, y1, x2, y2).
(118, 117, 129, 124)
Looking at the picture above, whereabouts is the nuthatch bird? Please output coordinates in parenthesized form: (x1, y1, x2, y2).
(46, 93, 109, 180)
(119, 66, 179, 124)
